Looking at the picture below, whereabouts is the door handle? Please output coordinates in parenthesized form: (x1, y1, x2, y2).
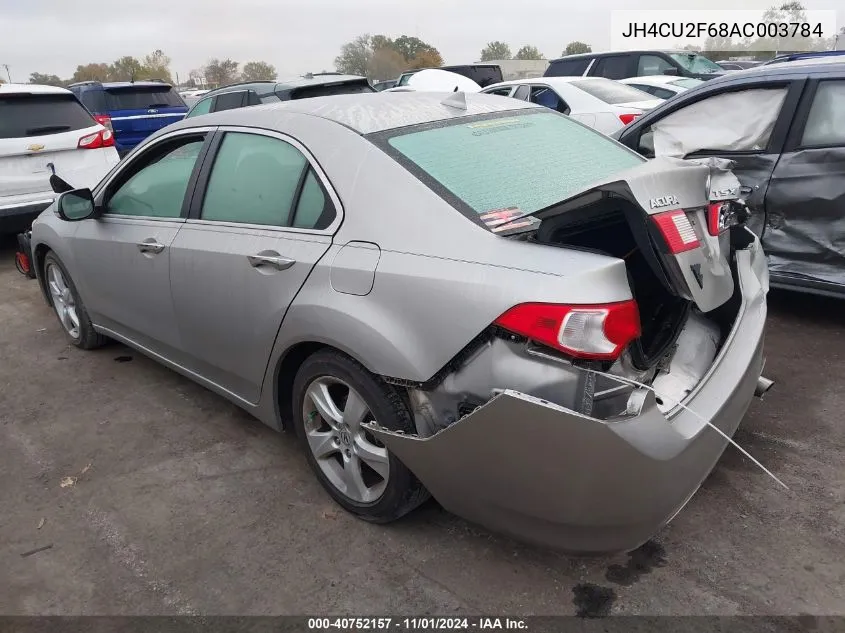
(247, 253, 296, 271)
(137, 240, 165, 254)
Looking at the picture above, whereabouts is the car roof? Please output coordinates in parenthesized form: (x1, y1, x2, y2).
(200, 74, 369, 99)
(175, 91, 541, 135)
(548, 50, 691, 62)
(703, 57, 845, 86)
(0, 83, 73, 95)
(485, 76, 617, 88)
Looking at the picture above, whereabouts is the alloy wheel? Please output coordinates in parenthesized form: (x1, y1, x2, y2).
(302, 376, 390, 504)
(46, 263, 80, 339)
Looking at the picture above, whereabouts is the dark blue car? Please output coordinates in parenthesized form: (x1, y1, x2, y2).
(68, 81, 187, 155)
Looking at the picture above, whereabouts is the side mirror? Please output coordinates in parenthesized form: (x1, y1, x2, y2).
(662, 68, 679, 76)
(56, 189, 99, 222)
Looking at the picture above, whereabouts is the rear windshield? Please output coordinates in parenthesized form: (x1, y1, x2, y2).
(0, 93, 95, 139)
(442, 65, 503, 88)
(383, 111, 644, 220)
(670, 78, 704, 89)
(289, 80, 375, 100)
(573, 78, 655, 104)
(104, 86, 185, 110)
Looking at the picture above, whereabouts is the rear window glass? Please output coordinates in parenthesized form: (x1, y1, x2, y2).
(573, 79, 654, 104)
(670, 78, 704, 89)
(0, 94, 95, 139)
(546, 58, 591, 76)
(104, 86, 185, 110)
(385, 111, 643, 219)
(289, 80, 375, 100)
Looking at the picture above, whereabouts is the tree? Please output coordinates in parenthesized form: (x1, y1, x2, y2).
(370, 35, 395, 52)
(71, 63, 110, 83)
(515, 45, 544, 60)
(241, 61, 277, 81)
(142, 49, 173, 83)
(367, 47, 405, 81)
(204, 58, 240, 87)
(335, 34, 373, 76)
(393, 35, 439, 63)
(480, 41, 512, 61)
(29, 73, 65, 86)
(109, 56, 144, 81)
(563, 41, 592, 56)
(406, 49, 444, 70)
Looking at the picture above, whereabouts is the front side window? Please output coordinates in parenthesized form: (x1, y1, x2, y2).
(485, 87, 514, 97)
(201, 132, 308, 227)
(107, 137, 205, 217)
(801, 81, 845, 147)
(637, 55, 674, 76)
(383, 111, 644, 221)
(593, 56, 631, 80)
(644, 86, 788, 157)
(212, 91, 246, 112)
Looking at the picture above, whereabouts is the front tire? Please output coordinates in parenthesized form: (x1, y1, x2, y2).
(292, 350, 429, 523)
(43, 252, 107, 350)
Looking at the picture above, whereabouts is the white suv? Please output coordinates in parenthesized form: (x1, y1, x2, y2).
(1, 84, 119, 234)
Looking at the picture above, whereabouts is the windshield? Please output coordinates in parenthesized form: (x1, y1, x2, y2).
(384, 111, 644, 221)
(670, 78, 704, 89)
(669, 53, 723, 74)
(573, 78, 656, 104)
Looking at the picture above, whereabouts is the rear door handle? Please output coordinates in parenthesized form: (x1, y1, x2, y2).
(247, 253, 296, 271)
(137, 239, 165, 254)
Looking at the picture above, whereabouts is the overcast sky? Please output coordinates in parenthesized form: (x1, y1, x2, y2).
(1, 0, 843, 82)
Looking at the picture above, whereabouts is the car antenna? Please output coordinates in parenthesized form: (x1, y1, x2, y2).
(442, 91, 467, 110)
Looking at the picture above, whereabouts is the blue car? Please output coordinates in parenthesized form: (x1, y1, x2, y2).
(68, 81, 187, 155)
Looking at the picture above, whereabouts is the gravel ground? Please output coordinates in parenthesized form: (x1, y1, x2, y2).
(1, 235, 843, 616)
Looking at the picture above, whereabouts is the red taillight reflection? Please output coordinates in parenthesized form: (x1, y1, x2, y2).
(618, 113, 641, 125)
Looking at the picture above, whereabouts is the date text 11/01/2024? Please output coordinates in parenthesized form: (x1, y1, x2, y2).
(307, 618, 528, 630)
(621, 21, 824, 38)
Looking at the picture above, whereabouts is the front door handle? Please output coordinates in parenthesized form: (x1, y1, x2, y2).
(247, 253, 296, 271)
(137, 239, 165, 254)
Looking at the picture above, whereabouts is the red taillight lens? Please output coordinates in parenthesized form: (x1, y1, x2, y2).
(93, 114, 113, 133)
(78, 128, 114, 149)
(707, 201, 733, 236)
(493, 300, 641, 361)
(618, 113, 641, 125)
(652, 209, 700, 254)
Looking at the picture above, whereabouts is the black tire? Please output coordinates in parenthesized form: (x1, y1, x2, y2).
(43, 252, 108, 350)
(292, 349, 429, 523)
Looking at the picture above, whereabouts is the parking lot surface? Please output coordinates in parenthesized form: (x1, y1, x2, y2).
(1, 236, 843, 616)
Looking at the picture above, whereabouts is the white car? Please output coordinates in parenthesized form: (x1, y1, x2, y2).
(481, 77, 663, 135)
(1, 84, 119, 234)
(620, 75, 704, 100)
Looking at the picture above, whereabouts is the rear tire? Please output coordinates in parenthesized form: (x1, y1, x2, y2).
(43, 252, 107, 350)
(292, 350, 429, 523)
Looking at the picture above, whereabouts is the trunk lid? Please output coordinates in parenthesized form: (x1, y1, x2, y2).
(505, 156, 744, 313)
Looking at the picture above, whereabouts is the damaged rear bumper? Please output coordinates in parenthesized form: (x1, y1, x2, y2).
(369, 244, 768, 554)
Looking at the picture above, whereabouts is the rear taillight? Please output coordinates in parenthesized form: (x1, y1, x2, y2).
(652, 209, 700, 254)
(618, 113, 641, 125)
(93, 114, 113, 133)
(493, 300, 641, 361)
(707, 201, 736, 236)
(78, 128, 115, 149)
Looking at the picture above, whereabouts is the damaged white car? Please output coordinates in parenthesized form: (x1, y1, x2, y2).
(30, 92, 773, 553)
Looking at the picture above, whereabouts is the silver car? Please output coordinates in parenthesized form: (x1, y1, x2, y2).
(30, 92, 771, 553)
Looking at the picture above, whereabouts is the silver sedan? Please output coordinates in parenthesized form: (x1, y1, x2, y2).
(30, 92, 772, 553)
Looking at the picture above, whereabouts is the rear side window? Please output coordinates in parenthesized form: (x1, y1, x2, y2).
(574, 79, 654, 104)
(212, 91, 246, 112)
(545, 58, 591, 77)
(104, 86, 185, 110)
(801, 80, 845, 147)
(384, 111, 643, 220)
(530, 86, 570, 114)
(289, 80, 375, 100)
(0, 94, 95, 139)
(201, 132, 335, 230)
(591, 56, 631, 80)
